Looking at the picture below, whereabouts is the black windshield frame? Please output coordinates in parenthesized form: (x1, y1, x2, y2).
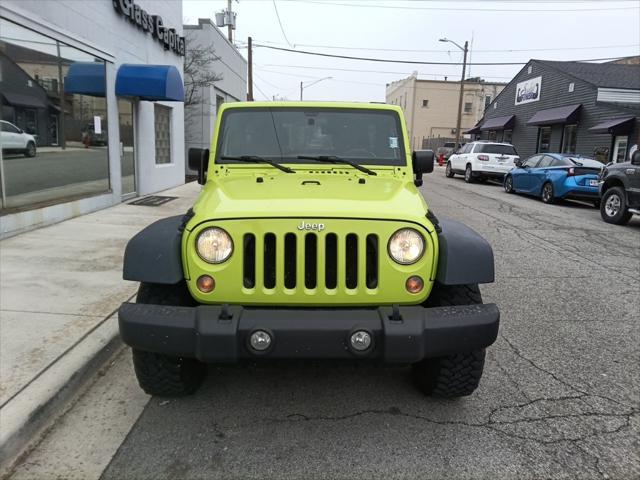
(214, 107, 407, 167)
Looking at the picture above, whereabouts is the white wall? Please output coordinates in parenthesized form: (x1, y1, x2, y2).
(184, 19, 247, 158)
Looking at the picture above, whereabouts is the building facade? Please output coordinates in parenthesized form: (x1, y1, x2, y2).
(183, 18, 247, 168)
(385, 73, 506, 150)
(471, 60, 640, 163)
(0, 0, 187, 238)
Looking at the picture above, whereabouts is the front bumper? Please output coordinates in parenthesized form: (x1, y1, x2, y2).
(118, 303, 500, 363)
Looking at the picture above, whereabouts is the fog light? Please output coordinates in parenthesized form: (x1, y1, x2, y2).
(249, 330, 272, 351)
(406, 275, 424, 294)
(350, 330, 372, 352)
(197, 275, 215, 293)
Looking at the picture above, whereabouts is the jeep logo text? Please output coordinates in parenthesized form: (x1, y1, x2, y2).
(297, 221, 325, 232)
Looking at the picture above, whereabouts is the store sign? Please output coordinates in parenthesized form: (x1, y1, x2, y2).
(113, 0, 185, 56)
(515, 76, 541, 105)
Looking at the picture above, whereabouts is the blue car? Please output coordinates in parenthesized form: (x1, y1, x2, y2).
(504, 153, 603, 206)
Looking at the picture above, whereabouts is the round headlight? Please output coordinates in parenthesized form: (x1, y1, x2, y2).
(388, 228, 425, 265)
(196, 227, 233, 264)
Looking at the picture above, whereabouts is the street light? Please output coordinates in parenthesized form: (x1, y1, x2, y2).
(300, 76, 332, 101)
(439, 37, 469, 149)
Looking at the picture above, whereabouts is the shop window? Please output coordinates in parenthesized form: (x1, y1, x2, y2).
(0, 18, 109, 211)
(562, 124, 577, 154)
(537, 127, 552, 153)
(503, 129, 513, 144)
(464, 102, 472, 114)
(422, 99, 429, 108)
(154, 105, 172, 165)
(487, 130, 497, 141)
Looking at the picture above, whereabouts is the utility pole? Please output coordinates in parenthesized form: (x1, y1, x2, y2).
(454, 41, 469, 149)
(227, 0, 233, 43)
(247, 36, 253, 101)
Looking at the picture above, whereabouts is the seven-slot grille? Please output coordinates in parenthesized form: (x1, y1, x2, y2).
(242, 232, 379, 291)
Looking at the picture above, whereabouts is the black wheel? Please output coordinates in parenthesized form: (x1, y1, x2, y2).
(464, 164, 474, 183)
(132, 282, 205, 397)
(445, 162, 455, 178)
(24, 142, 36, 157)
(504, 175, 514, 193)
(541, 182, 555, 204)
(600, 186, 632, 225)
(413, 284, 487, 398)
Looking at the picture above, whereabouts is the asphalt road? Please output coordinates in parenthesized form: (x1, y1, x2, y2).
(10, 170, 640, 480)
(1, 149, 134, 196)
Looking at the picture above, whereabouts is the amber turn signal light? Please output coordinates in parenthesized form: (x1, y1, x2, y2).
(405, 276, 424, 294)
(197, 275, 215, 293)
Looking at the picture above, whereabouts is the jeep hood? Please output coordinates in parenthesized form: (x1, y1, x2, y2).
(189, 170, 429, 227)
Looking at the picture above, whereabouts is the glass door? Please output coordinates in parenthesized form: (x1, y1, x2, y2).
(119, 99, 136, 198)
(612, 135, 628, 163)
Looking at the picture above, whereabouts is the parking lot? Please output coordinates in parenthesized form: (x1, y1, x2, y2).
(10, 171, 639, 480)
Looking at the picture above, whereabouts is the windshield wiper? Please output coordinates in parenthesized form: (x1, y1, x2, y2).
(220, 155, 295, 173)
(297, 155, 377, 176)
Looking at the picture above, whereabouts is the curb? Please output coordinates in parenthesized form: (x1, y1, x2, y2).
(0, 314, 124, 477)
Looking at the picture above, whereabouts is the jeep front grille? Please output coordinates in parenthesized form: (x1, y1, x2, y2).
(242, 232, 379, 291)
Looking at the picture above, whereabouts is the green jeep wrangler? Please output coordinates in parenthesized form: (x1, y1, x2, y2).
(119, 102, 499, 398)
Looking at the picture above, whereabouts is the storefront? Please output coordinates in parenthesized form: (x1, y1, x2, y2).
(471, 60, 640, 164)
(0, 0, 186, 237)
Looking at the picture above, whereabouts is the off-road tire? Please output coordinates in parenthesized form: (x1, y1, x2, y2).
(413, 284, 486, 398)
(132, 282, 204, 396)
(504, 175, 514, 193)
(132, 349, 205, 397)
(464, 164, 474, 183)
(24, 142, 36, 157)
(541, 182, 555, 204)
(600, 186, 632, 225)
(445, 162, 455, 178)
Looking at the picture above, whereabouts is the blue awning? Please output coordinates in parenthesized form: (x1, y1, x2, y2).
(64, 62, 106, 97)
(115, 64, 184, 102)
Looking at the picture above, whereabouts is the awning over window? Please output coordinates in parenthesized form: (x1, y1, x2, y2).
(480, 115, 515, 131)
(115, 64, 184, 102)
(527, 104, 581, 126)
(1, 92, 47, 108)
(588, 116, 635, 134)
(464, 125, 482, 134)
(64, 63, 106, 97)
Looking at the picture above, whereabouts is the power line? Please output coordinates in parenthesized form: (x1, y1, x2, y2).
(272, 0, 293, 47)
(244, 38, 640, 54)
(254, 43, 626, 66)
(290, 0, 639, 12)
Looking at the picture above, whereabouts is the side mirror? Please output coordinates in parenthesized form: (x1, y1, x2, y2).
(412, 150, 434, 186)
(188, 148, 209, 185)
(632, 149, 640, 166)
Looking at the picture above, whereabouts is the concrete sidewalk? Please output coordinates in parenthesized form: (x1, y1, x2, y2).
(0, 182, 200, 473)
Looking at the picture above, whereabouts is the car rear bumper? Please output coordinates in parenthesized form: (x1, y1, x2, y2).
(118, 303, 500, 363)
(560, 183, 599, 199)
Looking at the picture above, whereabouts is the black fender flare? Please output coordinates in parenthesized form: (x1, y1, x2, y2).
(123, 215, 185, 284)
(436, 219, 495, 285)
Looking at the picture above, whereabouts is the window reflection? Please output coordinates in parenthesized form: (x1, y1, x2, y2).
(0, 18, 109, 210)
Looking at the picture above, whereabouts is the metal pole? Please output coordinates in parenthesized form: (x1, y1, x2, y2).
(247, 36, 253, 101)
(454, 41, 468, 149)
(300, 81, 303, 101)
(227, 0, 233, 43)
(56, 40, 66, 149)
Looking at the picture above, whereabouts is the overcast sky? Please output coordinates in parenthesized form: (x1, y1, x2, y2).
(183, 0, 640, 102)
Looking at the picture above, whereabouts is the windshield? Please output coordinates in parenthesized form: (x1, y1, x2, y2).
(474, 144, 518, 155)
(215, 108, 406, 166)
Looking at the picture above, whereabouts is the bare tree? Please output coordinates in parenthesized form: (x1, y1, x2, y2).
(183, 34, 224, 107)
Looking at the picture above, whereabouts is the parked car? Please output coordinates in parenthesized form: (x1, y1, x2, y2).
(0, 120, 37, 157)
(436, 142, 462, 160)
(504, 153, 602, 206)
(82, 123, 107, 146)
(598, 150, 640, 225)
(446, 141, 519, 182)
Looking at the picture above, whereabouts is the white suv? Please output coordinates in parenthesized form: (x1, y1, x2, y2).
(446, 141, 519, 183)
(1, 120, 37, 157)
